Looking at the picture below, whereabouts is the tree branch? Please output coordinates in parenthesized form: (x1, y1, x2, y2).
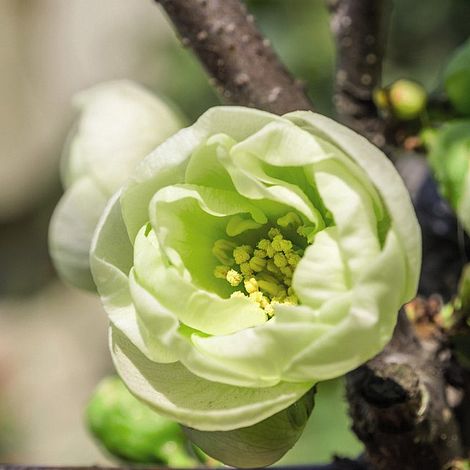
(327, 0, 391, 146)
(347, 311, 462, 470)
(155, 0, 313, 114)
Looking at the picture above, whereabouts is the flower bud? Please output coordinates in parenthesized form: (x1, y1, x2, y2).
(86, 376, 199, 466)
(388, 79, 427, 121)
(49, 81, 184, 290)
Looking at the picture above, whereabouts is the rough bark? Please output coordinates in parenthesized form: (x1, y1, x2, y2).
(347, 311, 462, 470)
(327, 0, 390, 147)
(155, 0, 313, 114)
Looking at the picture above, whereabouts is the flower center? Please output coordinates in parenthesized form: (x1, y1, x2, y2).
(212, 211, 313, 316)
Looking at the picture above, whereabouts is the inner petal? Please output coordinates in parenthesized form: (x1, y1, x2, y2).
(149, 183, 268, 296)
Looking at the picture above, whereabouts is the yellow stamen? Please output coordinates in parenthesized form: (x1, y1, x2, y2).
(258, 279, 283, 297)
(244, 277, 259, 294)
(240, 262, 253, 277)
(231, 291, 246, 299)
(249, 256, 266, 272)
(268, 227, 281, 240)
(271, 235, 285, 252)
(273, 252, 288, 268)
(214, 265, 230, 279)
(233, 245, 253, 264)
(226, 269, 243, 287)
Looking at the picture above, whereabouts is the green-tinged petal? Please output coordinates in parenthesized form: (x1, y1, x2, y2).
(220, 149, 323, 227)
(313, 158, 381, 281)
(194, 106, 287, 142)
(49, 177, 107, 291)
(184, 315, 330, 387)
(120, 126, 201, 243)
(293, 226, 348, 309)
(232, 120, 327, 167)
(184, 134, 236, 190)
(90, 192, 176, 363)
(110, 326, 313, 431)
(65, 81, 184, 194)
(183, 387, 315, 468)
(133, 226, 267, 336)
(149, 183, 266, 289)
(287, 111, 421, 301)
(284, 229, 406, 382)
(121, 106, 283, 242)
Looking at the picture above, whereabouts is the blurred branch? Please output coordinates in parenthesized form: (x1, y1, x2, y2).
(327, 0, 391, 146)
(155, 0, 313, 114)
(347, 311, 462, 469)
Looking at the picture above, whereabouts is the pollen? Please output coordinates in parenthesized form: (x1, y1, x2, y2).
(233, 245, 253, 264)
(226, 269, 243, 287)
(213, 210, 312, 317)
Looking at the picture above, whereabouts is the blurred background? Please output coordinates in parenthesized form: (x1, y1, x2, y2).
(1, 0, 469, 465)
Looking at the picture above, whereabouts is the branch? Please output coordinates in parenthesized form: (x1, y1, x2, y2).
(155, 0, 313, 115)
(347, 311, 462, 470)
(327, 0, 391, 146)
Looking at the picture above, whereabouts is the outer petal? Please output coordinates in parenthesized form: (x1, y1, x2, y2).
(286, 111, 421, 301)
(90, 192, 177, 363)
(49, 176, 107, 291)
(110, 325, 312, 431)
(284, 229, 407, 381)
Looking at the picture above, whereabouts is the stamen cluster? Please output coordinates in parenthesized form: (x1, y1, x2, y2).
(213, 212, 312, 316)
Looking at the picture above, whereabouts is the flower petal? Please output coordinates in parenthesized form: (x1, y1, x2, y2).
(286, 111, 421, 301)
(284, 229, 407, 381)
(133, 226, 267, 336)
(110, 325, 313, 431)
(293, 226, 348, 309)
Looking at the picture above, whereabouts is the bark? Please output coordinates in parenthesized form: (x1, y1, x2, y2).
(327, 0, 390, 147)
(155, 0, 313, 114)
(347, 311, 462, 470)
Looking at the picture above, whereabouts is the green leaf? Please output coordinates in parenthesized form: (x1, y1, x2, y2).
(444, 39, 470, 115)
(427, 120, 470, 234)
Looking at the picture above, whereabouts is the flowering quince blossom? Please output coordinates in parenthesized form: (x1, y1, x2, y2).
(89, 105, 421, 445)
(49, 81, 184, 290)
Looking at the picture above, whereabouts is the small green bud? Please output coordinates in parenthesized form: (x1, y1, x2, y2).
(388, 79, 427, 121)
(86, 376, 199, 467)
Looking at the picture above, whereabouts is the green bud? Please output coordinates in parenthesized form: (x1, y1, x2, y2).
(86, 376, 199, 467)
(388, 79, 427, 121)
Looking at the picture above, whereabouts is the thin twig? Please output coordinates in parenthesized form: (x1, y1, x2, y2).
(327, 0, 390, 146)
(155, 0, 313, 115)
